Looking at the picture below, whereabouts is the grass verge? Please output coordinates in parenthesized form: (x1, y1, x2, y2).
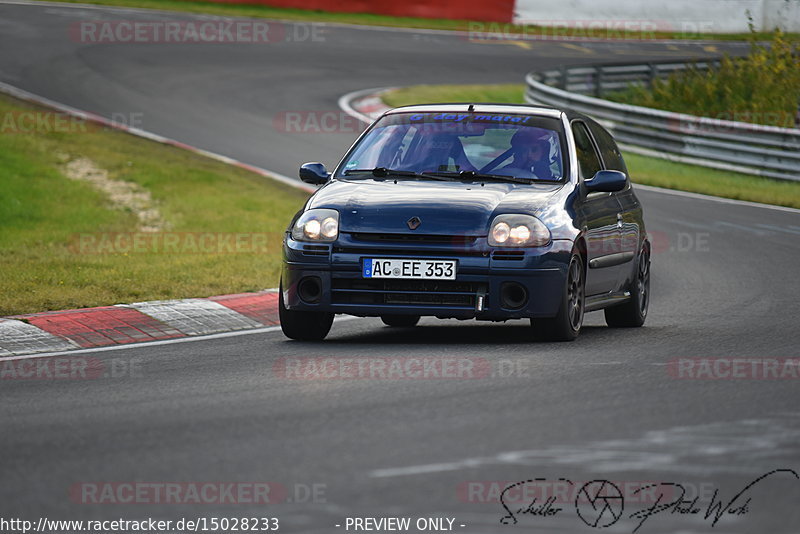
(43, 0, 793, 41)
(382, 83, 800, 209)
(0, 92, 309, 316)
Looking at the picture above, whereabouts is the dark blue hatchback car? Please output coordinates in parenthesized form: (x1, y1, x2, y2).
(280, 104, 650, 341)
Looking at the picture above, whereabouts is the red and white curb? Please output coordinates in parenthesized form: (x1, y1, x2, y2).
(0, 80, 308, 358)
(129, 299, 262, 336)
(0, 83, 377, 358)
(1, 291, 280, 356)
(338, 87, 394, 124)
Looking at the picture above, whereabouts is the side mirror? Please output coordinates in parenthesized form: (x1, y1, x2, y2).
(299, 162, 330, 185)
(585, 170, 627, 193)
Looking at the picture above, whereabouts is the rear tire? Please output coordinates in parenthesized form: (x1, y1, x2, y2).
(381, 315, 420, 327)
(531, 253, 584, 341)
(279, 283, 333, 341)
(605, 244, 650, 328)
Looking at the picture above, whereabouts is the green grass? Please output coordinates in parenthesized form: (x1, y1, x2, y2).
(382, 83, 800, 209)
(43, 0, 795, 41)
(0, 93, 309, 316)
(622, 153, 800, 207)
(383, 84, 526, 107)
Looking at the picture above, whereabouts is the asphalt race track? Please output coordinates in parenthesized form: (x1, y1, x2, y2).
(1, 2, 799, 533)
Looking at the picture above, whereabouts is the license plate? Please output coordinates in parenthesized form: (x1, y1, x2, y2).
(362, 258, 457, 280)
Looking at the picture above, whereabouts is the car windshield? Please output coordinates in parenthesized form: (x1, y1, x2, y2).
(336, 111, 567, 182)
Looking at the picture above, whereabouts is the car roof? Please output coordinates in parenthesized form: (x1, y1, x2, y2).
(385, 103, 564, 119)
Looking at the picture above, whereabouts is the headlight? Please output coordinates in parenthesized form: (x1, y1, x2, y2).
(292, 209, 339, 242)
(488, 214, 550, 247)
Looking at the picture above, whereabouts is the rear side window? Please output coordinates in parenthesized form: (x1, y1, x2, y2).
(588, 121, 628, 175)
(571, 122, 602, 180)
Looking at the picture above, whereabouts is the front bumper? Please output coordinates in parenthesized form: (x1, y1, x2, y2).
(282, 233, 573, 320)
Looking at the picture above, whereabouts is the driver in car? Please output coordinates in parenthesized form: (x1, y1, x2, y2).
(499, 129, 556, 180)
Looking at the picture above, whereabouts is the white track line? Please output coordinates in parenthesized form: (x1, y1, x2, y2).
(634, 183, 800, 213)
(338, 89, 800, 215)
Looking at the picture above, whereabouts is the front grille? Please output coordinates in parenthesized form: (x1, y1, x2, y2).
(331, 278, 487, 308)
(302, 244, 331, 256)
(334, 247, 486, 257)
(350, 233, 478, 246)
(492, 250, 525, 261)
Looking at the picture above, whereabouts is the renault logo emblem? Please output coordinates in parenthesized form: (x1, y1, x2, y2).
(407, 216, 422, 230)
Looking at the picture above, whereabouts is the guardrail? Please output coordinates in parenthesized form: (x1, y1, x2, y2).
(524, 59, 800, 181)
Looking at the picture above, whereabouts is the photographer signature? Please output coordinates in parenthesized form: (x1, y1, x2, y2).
(498, 468, 798, 532)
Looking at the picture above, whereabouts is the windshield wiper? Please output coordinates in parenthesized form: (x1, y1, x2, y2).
(343, 168, 536, 184)
(344, 167, 418, 177)
(424, 170, 533, 184)
(343, 168, 452, 180)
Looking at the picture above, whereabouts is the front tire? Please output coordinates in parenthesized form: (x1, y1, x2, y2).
(531, 253, 584, 341)
(381, 315, 420, 327)
(605, 244, 650, 327)
(279, 283, 334, 341)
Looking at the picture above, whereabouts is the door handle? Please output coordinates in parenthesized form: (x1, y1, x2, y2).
(617, 213, 623, 228)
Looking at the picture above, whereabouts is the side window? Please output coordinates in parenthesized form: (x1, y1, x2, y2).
(588, 121, 629, 175)
(571, 122, 602, 181)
